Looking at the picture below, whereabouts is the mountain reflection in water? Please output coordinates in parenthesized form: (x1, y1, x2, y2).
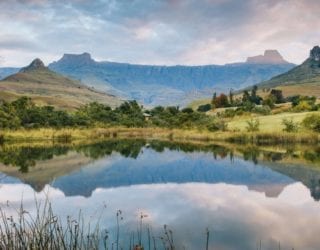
(0, 140, 320, 249)
(0, 140, 319, 200)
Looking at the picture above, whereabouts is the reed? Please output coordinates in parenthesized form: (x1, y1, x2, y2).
(0, 199, 208, 250)
(1, 127, 319, 145)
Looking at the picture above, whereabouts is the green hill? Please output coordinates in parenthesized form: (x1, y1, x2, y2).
(0, 59, 122, 110)
(256, 46, 320, 97)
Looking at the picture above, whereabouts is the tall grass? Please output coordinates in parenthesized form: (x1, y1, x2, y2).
(0, 199, 103, 249)
(1, 126, 319, 145)
(0, 199, 210, 250)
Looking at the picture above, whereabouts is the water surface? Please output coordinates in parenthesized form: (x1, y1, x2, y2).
(0, 140, 319, 249)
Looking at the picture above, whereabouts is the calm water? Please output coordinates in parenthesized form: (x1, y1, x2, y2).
(0, 140, 320, 249)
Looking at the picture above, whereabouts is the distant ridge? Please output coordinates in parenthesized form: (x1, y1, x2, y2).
(0, 58, 122, 110)
(49, 51, 295, 106)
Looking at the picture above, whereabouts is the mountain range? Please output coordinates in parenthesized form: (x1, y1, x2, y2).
(0, 59, 121, 110)
(47, 51, 295, 106)
(256, 46, 320, 97)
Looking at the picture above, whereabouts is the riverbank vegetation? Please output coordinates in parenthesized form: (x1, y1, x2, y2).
(0, 89, 319, 143)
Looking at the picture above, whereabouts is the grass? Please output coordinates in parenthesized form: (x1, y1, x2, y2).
(1, 125, 319, 146)
(0, 198, 203, 250)
(0, 68, 121, 110)
(227, 111, 319, 132)
(0, 111, 318, 145)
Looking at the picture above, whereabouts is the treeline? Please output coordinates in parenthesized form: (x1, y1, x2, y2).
(0, 97, 216, 130)
(197, 86, 320, 114)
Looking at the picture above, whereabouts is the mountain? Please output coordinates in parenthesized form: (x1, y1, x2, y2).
(0, 59, 121, 110)
(246, 50, 289, 64)
(48, 51, 295, 106)
(256, 46, 320, 97)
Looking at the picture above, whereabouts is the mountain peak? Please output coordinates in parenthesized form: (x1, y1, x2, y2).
(20, 58, 46, 72)
(57, 52, 95, 66)
(310, 46, 320, 62)
(246, 50, 289, 64)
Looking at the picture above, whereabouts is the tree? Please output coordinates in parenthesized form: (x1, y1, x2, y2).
(229, 89, 234, 106)
(270, 89, 285, 103)
(249, 85, 262, 105)
(212, 94, 229, 108)
(242, 90, 250, 103)
(212, 92, 217, 103)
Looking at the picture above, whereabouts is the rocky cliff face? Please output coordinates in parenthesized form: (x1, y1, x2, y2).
(256, 45, 320, 88)
(51, 53, 96, 68)
(310, 46, 320, 62)
(48, 52, 295, 106)
(246, 50, 289, 64)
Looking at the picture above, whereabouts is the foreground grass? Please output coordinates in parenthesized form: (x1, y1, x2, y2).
(0, 125, 319, 145)
(0, 200, 183, 250)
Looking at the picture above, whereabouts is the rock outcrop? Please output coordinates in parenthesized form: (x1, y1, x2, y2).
(20, 58, 46, 73)
(246, 50, 289, 64)
(310, 46, 320, 62)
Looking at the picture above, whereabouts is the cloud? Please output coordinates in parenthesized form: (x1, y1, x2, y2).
(0, 182, 320, 249)
(0, 0, 319, 66)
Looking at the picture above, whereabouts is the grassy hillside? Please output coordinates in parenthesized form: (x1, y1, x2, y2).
(227, 111, 320, 132)
(254, 46, 320, 96)
(0, 60, 122, 110)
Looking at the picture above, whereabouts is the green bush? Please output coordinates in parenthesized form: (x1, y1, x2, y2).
(197, 104, 211, 112)
(251, 106, 271, 115)
(262, 95, 276, 109)
(246, 119, 260, 132)
(302, 114, 320, 132)
(282, 118, 299, 132)
(207, 119, 228, 132)
(293, 100, 312, 112)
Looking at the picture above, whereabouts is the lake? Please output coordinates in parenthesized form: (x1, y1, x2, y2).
(0, 139, 320, 249)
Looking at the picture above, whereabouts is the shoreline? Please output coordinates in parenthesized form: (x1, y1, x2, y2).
(1, 127, 319, 145)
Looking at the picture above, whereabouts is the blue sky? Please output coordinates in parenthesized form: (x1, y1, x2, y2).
(0, 0, 319, 66)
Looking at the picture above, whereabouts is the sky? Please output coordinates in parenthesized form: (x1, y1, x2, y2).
(0, 0, 319, 67)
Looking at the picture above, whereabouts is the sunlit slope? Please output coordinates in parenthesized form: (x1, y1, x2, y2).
(255, 46, 320, 97)
(0, 59, 122, 110)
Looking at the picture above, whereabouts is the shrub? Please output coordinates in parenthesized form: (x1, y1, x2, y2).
(181, 107, 194, 113)
(197, 104, 212, 112)
(246, 119, 260, 132)
(207, 119, 228, 132)
(291, 96, 317, 111)
(251, 105, 271, 115)
(302, 114, 320, 132)
(221, 108, 237, 118)
(293, 100, 312, 112)
(282, 118, 299, 132)
(262, 95, 276, 109)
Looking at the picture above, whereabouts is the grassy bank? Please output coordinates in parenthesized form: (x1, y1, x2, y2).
(0, 126, 319, 144)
